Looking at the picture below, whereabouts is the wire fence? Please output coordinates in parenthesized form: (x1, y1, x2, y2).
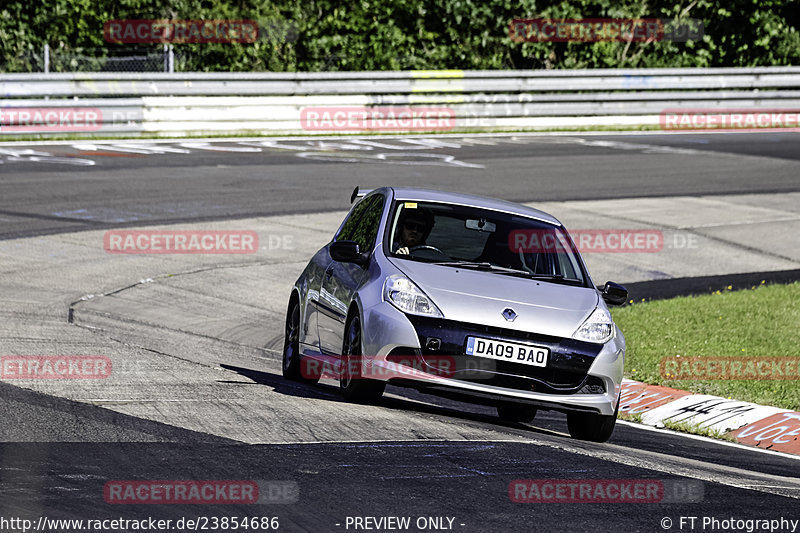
(8, 46, 190, 73)
(3, 50, 455, 73)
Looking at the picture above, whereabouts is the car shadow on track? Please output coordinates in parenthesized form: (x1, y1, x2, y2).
(219, 363, 568, 440)
(219, 363, 342, 401)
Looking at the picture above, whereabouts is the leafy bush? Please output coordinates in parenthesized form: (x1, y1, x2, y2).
(1, 0, 797, 72)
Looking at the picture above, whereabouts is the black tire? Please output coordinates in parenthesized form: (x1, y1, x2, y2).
(282, 299, 319, 384)
(340, 315, 386, 403)
(497, 404, 537, 423)
(567, 402, 618, 442)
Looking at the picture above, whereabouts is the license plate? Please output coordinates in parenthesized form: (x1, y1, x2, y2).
(465, 337, 549, 367)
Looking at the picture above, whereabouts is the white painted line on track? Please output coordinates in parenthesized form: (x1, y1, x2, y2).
(2, 129, 797, 147)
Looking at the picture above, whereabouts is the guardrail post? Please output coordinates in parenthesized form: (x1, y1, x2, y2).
(44, 43, 49, 73)
(168, 44, 175, 73)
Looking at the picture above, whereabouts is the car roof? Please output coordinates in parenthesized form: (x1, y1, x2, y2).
(388, 187, 562, 226)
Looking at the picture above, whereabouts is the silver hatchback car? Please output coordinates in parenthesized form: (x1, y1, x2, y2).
(283, 187, 627, 442)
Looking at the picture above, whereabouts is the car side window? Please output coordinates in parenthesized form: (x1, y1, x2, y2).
(336, 197, 373, 242)
(336, 195, 385, 252)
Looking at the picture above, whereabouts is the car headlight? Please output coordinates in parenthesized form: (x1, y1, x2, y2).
(383, 275, 443, 318)
(573, 307, 614, 344)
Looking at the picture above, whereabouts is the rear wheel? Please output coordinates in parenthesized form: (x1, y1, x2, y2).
(567, 401, 618, 442)
(340, 315, 385, 403)
(282, 300, 319, 384)
(497, 404, 537, 423)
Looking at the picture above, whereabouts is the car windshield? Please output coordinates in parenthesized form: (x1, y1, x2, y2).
(386, 200, 586, 285)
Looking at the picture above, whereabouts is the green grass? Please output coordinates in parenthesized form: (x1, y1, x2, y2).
(618, 411, 644, 423)
(662, 419, 737, 442)
(612, 281, 800, 411)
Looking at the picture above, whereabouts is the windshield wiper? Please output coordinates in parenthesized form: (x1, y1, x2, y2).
(432, 260, 514, 272)
(508, 272, 584, 285)
(434, 260, 488, 268)
(433, 261, 582, 284)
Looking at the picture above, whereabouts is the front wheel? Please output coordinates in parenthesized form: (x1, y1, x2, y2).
(567, 402, 618, 442)
(340, 315, 385, 403)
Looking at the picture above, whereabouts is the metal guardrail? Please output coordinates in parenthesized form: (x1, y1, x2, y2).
(2, 67, 800, 136)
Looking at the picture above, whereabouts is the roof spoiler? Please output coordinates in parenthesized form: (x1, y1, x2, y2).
(350, 186, 373, 203)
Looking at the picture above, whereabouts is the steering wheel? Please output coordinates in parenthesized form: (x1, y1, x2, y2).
(409, 245, 445, 254)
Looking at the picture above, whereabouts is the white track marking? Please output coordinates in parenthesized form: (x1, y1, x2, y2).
(178, 142, 262, 152)
(73, 143, 191, 154)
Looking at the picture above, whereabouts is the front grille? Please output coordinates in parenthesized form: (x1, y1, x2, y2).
(404, 315, 604, 394)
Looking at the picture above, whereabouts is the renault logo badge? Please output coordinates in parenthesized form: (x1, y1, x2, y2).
(502, 308, 517, 322)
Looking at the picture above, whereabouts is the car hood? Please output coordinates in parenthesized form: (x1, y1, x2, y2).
(389, 258, 599, 339)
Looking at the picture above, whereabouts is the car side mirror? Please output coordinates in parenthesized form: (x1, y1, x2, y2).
(600, 281, 628, 306)
(330, 240, 368, 266)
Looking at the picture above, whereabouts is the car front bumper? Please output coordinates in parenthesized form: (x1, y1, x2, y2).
(361, 302, 624, 416)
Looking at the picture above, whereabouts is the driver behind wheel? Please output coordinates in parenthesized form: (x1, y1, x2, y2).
(393, 207, 435, 255)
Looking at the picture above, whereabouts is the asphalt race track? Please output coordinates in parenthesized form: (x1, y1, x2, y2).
(1, 132, 799, 533)
(2, 132, 800, 240)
